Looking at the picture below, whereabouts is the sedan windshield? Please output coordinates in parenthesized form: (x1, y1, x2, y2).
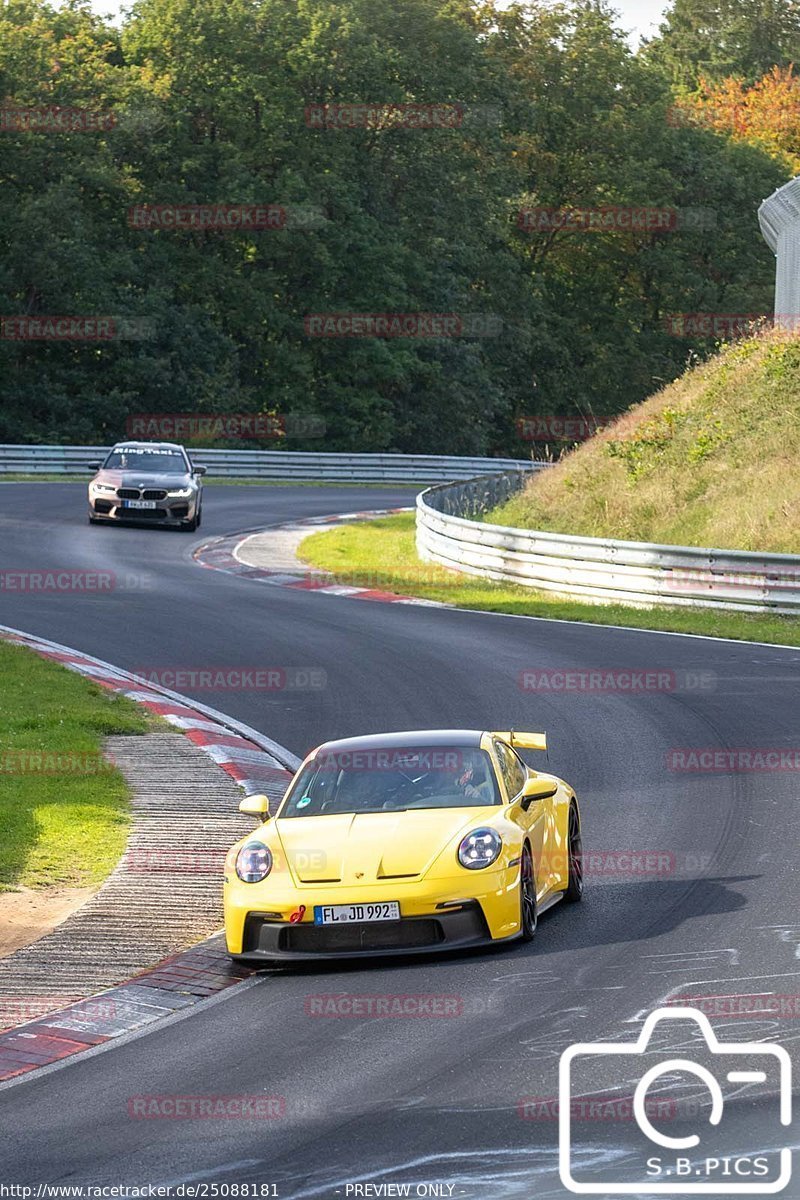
(103, 448, 188, 474)
(280, 746, 500, 817)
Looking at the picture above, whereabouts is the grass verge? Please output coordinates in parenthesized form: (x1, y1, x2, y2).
(298, 513, 800, 647)
(493, 331, 800, 553)
(0, 641, 152, 892)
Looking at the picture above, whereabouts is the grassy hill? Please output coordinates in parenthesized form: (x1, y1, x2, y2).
(494, 332, 800, 554)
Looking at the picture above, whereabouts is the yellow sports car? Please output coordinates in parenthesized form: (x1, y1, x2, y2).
(224, 729, 582, 961)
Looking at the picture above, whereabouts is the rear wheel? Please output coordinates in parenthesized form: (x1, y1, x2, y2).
(564, 802, 583, 902)
(519, 844, 538, 941)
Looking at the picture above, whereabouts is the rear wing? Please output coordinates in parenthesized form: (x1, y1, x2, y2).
(492, 730, 547, 753)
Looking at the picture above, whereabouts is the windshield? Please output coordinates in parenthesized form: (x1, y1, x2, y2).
(280, 746, 500, 817)
(103, 447, 188, 474)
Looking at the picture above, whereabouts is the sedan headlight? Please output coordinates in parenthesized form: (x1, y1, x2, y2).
(92, 483, 116, 494)
(458, 828, 502, 870)
(166, 487, 193, 498)
(235, 841, 273, 883)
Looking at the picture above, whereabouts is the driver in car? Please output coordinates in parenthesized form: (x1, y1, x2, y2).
(456, 759, 494, 804)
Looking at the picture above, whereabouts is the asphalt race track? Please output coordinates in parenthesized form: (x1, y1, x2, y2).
(1, 482, 799, 1197)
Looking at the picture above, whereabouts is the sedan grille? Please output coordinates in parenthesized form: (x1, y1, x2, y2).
(142, 489, 167, 500)
(116, 487, 140, 499)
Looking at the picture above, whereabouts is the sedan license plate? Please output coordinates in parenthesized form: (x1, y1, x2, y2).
(122, 499, 157, 509)
(314, 902, 400, 926)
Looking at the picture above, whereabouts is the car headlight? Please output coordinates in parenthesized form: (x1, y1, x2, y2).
(235, 841, 273, 883)
(458, 828, 502, 870)
(166, 487, 193, 498)
(92, 483, 116, 494)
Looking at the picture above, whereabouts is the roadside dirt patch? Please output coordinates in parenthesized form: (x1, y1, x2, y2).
(0, 886, 94, 958)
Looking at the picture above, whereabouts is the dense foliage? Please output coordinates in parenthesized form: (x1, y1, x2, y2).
(0, 0, 792, 452)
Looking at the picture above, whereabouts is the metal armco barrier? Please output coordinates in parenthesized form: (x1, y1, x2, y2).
(417, 473, 800, 614)
(0, 445, 542, 484)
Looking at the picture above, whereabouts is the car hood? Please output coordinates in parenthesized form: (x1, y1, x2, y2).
(274, 809, 491, 884)
(92, 469, 195, 488)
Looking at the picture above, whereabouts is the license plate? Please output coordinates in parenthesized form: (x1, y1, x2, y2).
(122, 499, 156, 509)
(314, 902, 400, 925)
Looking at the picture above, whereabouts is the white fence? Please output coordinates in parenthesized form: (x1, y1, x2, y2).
(417, 473, 800, 614)
(0, 445, 543, 484)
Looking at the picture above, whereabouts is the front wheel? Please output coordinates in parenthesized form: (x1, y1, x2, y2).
(564, 802, 583, 902)
(519, 844, 538, 941)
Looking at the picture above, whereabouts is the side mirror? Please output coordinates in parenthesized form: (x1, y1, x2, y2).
(520, 777, 558, 810)
(87, 462, 101, 471)
(193, 465, 207, 476)
(239, 794, 270, 819)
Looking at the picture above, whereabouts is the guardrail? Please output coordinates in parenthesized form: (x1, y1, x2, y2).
(416, 473, 800, 614)
(0, 445, 542, 484)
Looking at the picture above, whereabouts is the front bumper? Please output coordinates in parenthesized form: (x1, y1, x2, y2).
(224, 870, 522, 960)
(89, 494, 198, 525)
(233, 902, 503, 961)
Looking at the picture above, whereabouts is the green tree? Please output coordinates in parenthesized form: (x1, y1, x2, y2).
(645, 0, 800, 86)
